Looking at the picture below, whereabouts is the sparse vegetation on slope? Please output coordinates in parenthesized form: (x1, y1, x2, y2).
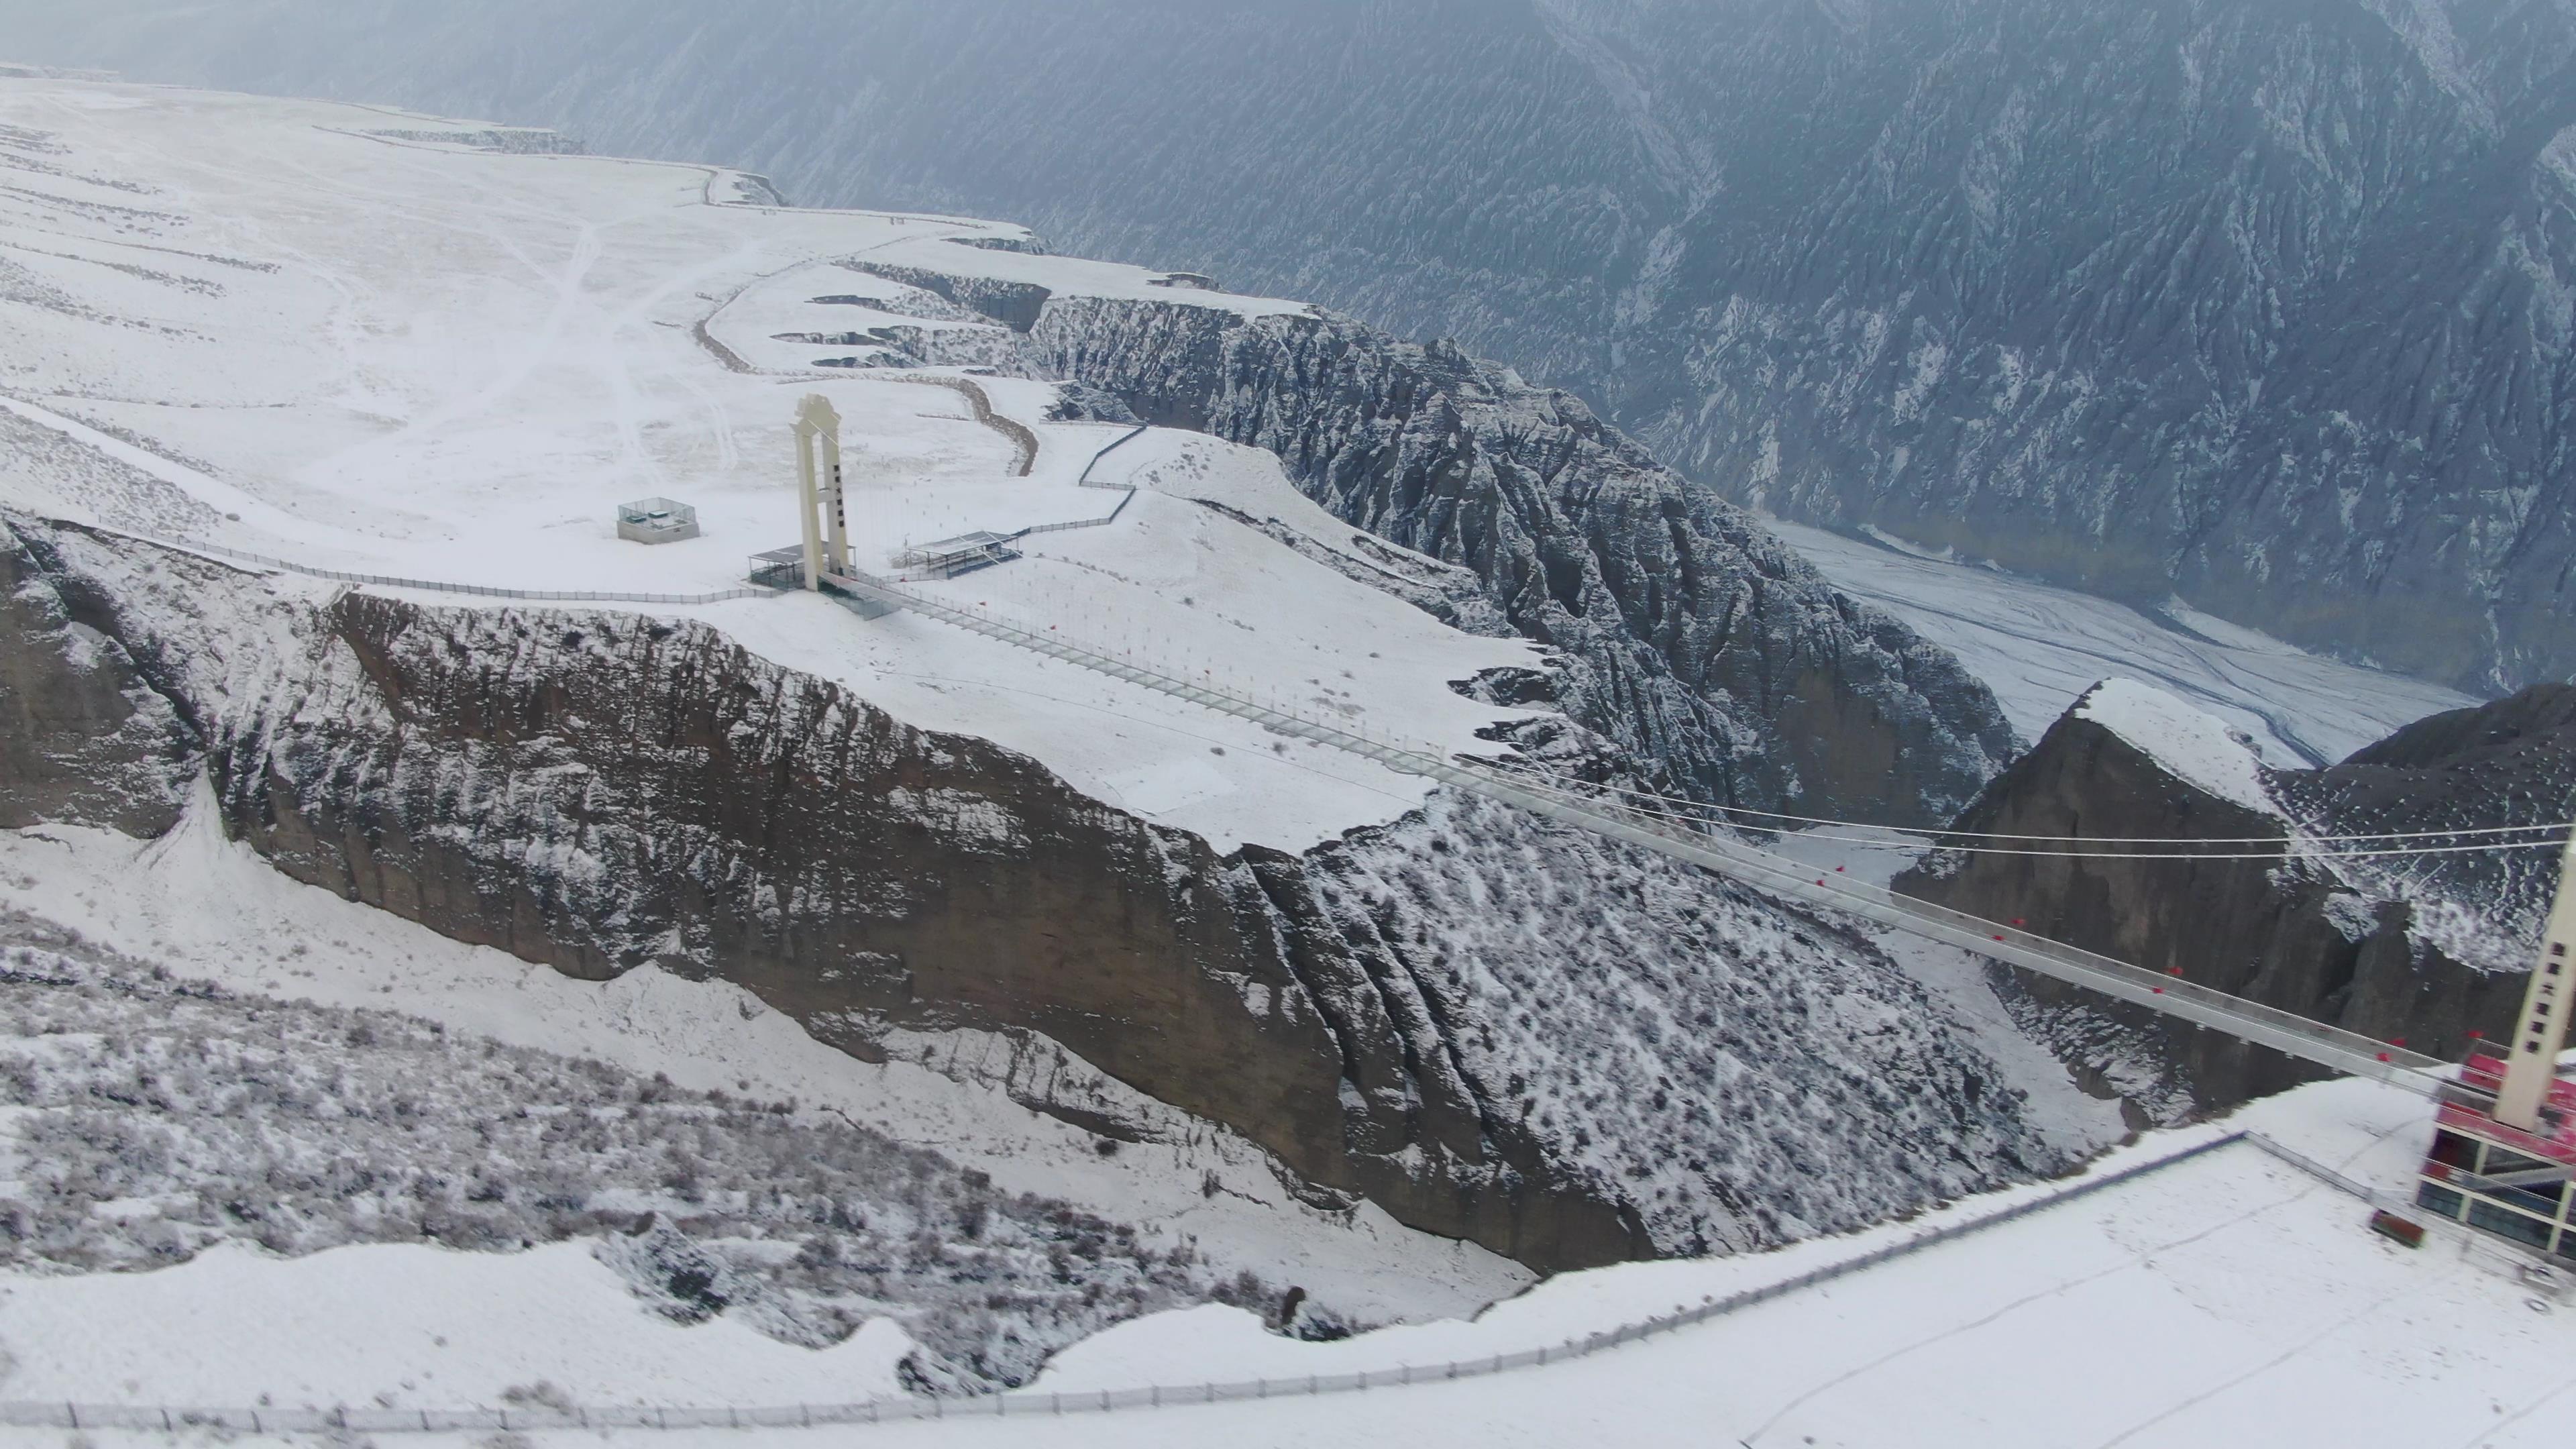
(0, 916, 1289, 1390)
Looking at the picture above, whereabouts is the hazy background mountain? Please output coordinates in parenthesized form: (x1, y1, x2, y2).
(5, 0, 2573, 694)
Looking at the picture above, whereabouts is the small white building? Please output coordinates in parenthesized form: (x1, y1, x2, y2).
(616, 496, 700, 544)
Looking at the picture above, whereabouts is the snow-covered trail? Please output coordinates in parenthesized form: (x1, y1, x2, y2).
(1768, 521, 2478, 765)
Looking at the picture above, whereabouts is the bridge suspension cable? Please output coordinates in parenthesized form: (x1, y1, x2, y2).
(818, 566, 2465, 1095)
(1485, 773, 2565, 861)
(1474, 759, 2570, 852)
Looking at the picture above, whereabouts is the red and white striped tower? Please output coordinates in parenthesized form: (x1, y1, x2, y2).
(2496, 830, 2576, 1130)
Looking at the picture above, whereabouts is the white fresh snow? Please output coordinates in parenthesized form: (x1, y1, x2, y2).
(0, 78, 1532, 851)
(2076, 677, 2281, 814)
(0, 1239, 920, 1410)
(1768, 519, 2478, 766)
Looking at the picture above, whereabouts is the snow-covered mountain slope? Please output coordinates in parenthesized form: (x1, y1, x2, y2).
(1002, 1079, 2552, 1449)
(0, 79, 1529, 855)
(0, 76, 2008, 836)
(17, 0, 2568, 696)
(0, 801, 1530, 1328)
(12, 511, 2078, 1263)
(1015, 286, 2015, 826)
(3, 1073, 2556, 1448)
(0, 79, 2105, 1313)
(0, 923, 1252, 1390)
(720, 221, 2021, 828)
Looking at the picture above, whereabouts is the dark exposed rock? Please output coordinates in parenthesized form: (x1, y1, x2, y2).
(0, 520, 195, 835)
(203, 588, 1644, 1271)
(1020, 293, 2016, 826)
(1898, 682, 2569, 1110)
(847, 262, 1052, 333)
(1042, 380, 1139, 425)
(1311, 789, 2060, 1254)
(0, 521, 2067, 1269)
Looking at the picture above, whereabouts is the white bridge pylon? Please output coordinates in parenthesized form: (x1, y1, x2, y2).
(792, 393, 849, 590)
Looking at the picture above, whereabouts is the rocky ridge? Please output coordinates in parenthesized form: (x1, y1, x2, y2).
(1898, 680, 2575, 1109)
(0, 515, 2068, 1271)
(854, 260, 2018, 827)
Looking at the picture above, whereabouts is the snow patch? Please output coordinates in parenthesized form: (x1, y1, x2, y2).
(2075, 678, 2278, 814)
(0, 1238, 918, 1409)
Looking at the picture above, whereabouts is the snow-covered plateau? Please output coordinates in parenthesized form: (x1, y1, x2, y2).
(28, 0, 2567, 692)
(0, 74, 2548, 1442)
(0, 80, 1542, 855)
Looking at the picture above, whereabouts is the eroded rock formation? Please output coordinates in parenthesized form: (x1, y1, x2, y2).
(0, 517, 2065, 1268)
(859, 275, 2017, 828)
(1898, 683, 2572, 1110)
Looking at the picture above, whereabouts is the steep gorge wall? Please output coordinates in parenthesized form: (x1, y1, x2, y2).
(0, 517, 2070, 1266)
(1002, 290, 2015, 827)
(0, 525, 195, 835)
(211, 588, 1645, 1271)
(1896, 688, 2567, 1109)
(0, 518, 2080, 1267)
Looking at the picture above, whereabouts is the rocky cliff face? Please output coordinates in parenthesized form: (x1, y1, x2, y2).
(1, 516, 2068, 1267)
(215, 584, 1643, 1272)
(0, 523, 194, 835)
(1897, 682, 2572, 1110)
(1005, 289, 2016, 826)
(23, 0, 2571, 692)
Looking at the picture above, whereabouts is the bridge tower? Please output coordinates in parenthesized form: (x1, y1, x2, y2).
(792, 393, 848, 590)
(2411, 829, 2576, 1260)
(2496, 831, 2576, 1130)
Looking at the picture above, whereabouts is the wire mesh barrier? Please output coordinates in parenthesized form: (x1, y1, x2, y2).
(2241, 1130, 2575, 1279)
(1004, 423, 1146, 534)
(0, 1134, 2248, 1436)
(103, 528, 783, 606)
(1076, 423, 1152, 486)
(879, 425, 1147, 580)
(1016, 486, 1138, 535)
(2241, 1132, 2392, 1203)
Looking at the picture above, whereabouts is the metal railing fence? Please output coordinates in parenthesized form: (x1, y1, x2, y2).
(883, 423, 1146, 578)
(1076, 423, 1151, 486)
(103, 528, 781, 606)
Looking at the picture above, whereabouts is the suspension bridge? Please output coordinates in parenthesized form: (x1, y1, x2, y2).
(814, 563, 2558, 1102)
